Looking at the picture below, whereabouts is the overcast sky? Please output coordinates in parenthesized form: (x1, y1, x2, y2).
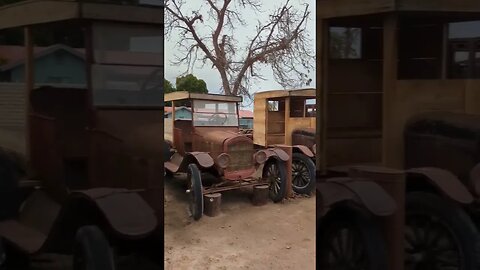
(164, 0, 316, 108)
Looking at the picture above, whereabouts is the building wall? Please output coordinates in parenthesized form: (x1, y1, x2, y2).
(10, 50, 86, 84)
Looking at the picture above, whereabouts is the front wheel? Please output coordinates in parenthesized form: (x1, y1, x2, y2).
(291, 153, 315, 195)
(73, 226, 115, 270)
(0, 238, 5, 269)
(263, 159, 287, 203)
(318, 205, 388, 270)
(187, 164, 204, 221)
(405, 192, 480, 270)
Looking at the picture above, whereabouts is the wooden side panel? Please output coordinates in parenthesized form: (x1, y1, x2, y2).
(385, 80, 466, 168)
(329, 61, 383, 92)
(398, 0, 480, 12)
(465, 80, 480, 115)
(327, 138, 382, 166)
(286, 118, 315, 145)
(317, 0, 394, 18)
(164, 118, 173, 142)
(253, 98, 267, 146)
(0, 83, 26, 128)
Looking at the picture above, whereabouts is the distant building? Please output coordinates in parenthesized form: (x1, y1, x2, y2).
(0, 44, 86, 84)
(165, 106, 192, 120)
(239, 110, 253, 129)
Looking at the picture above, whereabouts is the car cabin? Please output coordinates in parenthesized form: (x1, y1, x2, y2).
(164, 91, 242, 154)
(316, 0, 480, 172)
(253, 89, 316, 147)
(0, 1, 164, 210)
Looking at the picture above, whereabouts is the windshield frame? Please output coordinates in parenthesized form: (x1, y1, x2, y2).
(192, 99, 240, 127)
(90, 22, 163, 109)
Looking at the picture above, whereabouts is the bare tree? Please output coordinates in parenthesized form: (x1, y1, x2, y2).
(165, 0, 314, 97)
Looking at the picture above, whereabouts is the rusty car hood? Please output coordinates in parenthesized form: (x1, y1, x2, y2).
(196, 129, 246, 145)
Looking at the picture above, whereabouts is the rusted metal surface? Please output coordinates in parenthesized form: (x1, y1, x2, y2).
(73, 189, 157, 238)
(470, 163, 480, 196)
(405, 111, 480, 184)
(292, 128, 316, 151)
(329, 177, 397, 216)
(266, 147, 290, 162)
(406, 167, 474, 204)
(189, 152, 215, 168)
(0, 220, 46, 254)
(316, 181, 362, 216)
(292, 144, 315, 158)
(348, 165, 405, 270)
(203, 180, 268, 194)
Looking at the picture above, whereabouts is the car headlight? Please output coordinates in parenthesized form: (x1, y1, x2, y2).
(254, 151, 267, 164)
(216, 153, 230, 169)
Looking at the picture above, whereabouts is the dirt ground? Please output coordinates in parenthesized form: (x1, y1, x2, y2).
(164, 173, 316, 270)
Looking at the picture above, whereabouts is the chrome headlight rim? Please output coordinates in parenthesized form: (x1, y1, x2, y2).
(216, 153, 231, 169)
(254, 151, 267, 164)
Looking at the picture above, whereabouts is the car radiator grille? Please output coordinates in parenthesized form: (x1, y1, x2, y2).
(226, 142, 254, 171)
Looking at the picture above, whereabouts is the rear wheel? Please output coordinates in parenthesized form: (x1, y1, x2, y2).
(318, 205, 388, 270)
(405, 192, 480, 270)
(187, 164, 203, 221)
(0, 238, 5, 269)
(0, 153, 21, 220)
(73, 225, 115, 270)
(291, 153, 315, 195)
(263, 159, 287, 203)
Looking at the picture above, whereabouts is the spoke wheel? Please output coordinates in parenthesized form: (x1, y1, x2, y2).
(73, 226, 115, 270)
(262, 159, 287, 203)
(405, 192, 480, 270)
(318, 206, 387, 270)
(187, 164, 203, 220)
(291, 153, 315, 194)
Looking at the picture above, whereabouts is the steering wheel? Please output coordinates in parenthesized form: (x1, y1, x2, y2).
(140, 68, 162, 92)
(208, 113, 228, 125)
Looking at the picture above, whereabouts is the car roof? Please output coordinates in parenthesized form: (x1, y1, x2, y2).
(0, 0, 163, 30)
(254, 88, 315, 99)
(164, 91, 243, 103)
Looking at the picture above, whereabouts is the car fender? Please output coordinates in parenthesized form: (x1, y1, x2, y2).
(71, 188, 157, 239)
(317, 178, 397, 217)
(176, 152, 215, 172)
(292, 145, 315, 158)
(263, 148, 290, 162)
(470, 163, 480, 197)
(407, 167, 474, 204)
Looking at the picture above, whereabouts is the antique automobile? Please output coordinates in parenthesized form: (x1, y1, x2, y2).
(164, 91, 289, 220)
(316, 1, 480, 269)
(0, 1, 163, 269)
(253, 89, 316, 195)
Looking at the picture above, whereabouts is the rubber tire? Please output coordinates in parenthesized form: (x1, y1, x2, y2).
(73, 226, 115, 270)
(0, 154, 21, 220)
(406, 192, 480, 270)
(318, 205, 388, 270)
(291, 153, 315, 195)
(262, 158, 287, 203)
(188, 164, 203, 221)
(0, 238, 5, 269)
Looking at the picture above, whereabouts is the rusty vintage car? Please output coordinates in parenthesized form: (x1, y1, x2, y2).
(253, 89, 316, 195)
(0, 1, 163, 269)
(164, 91, 289, 220)
(316, 1, 480, 269)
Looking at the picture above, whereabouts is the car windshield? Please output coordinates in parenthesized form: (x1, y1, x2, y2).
(193, 100, 239, 127)
(91, 23, 163, 107)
